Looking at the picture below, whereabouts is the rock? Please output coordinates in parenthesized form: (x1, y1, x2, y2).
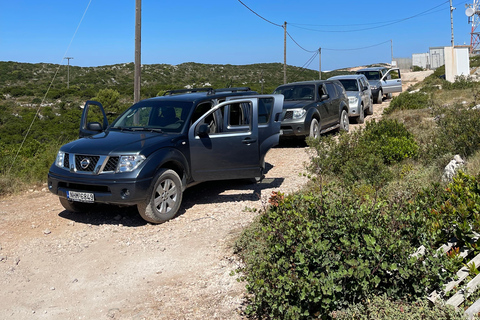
(442, 155, 465, 182)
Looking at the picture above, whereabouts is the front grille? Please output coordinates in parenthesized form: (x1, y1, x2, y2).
(284, 111, 293, 120)
(75, 155, 100, 172)
(104, 157, 119, 172)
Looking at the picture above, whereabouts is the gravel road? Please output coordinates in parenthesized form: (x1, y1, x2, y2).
(0, 71, 430, 319)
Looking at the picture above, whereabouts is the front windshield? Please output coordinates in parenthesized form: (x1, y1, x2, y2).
(110, 100, 192, 133)
(273, 85, 315, 101)
(358, 71, 380, 81)
(338, 79, 359, 92)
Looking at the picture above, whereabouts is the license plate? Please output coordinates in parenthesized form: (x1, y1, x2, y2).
(67, 191, 94, 203)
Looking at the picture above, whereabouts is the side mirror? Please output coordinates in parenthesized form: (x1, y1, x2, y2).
(87, 122, 103, 132)
(320, 94, 329, 101)
(198, 123, 210, 137)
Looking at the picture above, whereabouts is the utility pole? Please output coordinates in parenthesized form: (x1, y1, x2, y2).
(450, 0, 455, 46)
(318, 48, 321, 80)
(283, 21, 287, 84)
(134, 0, 141, 103)
(64, 57, 73, 89)
(390, 39, 394, 64)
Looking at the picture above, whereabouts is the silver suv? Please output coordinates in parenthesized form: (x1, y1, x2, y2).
(328, 74, 373, 124)
(355, 67, 402, 104)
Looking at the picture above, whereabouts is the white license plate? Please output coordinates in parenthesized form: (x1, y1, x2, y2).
(67, 191, 94, 203)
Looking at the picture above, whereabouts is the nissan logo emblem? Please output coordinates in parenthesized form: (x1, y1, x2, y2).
(80, 158, 90, 169)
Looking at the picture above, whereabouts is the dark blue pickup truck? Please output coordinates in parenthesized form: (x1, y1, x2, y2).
(48, 88, 283, 223)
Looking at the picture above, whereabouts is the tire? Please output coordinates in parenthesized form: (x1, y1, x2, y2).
(59, 197, 94, 212)
(386, 93, 392, 99)
(355, 104, 365, 124)
(137, 169, 183, 224)
(339, 109, 349, 132)
(366, 97, 374, 115)
(308, 118, 320, 139)
(375, 89, 383, 104)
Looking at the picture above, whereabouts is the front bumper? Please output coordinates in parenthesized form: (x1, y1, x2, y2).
(48, 165, 153, 206)
(280, 118, 308, 137)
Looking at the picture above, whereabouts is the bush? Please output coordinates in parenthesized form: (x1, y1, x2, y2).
(331, 294, 470, 320)
(433, 105, 480, 159)
(362, 119, 419, 164)
(307, 119, 418, 190)
(386, 91, 430, 115)
(412, 65, 424, 72)
(235, 189, 452, 319)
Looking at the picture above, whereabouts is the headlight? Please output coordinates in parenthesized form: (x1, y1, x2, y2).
(371, 85, 378, 90)
(348, 97, 358, 105)
(118, 155, 146, 172)
(55, 151, 65, 168)
(292, 109, 306, 119)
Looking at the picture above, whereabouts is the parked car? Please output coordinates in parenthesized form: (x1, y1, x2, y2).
(355, 67, 402, 104)
(48, 87, 284, 224)
(272, 80, 349, 139)
(328, 74, 373, 124)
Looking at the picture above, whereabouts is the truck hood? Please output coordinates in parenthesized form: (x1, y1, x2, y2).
(60, 130, 179, 156)
(282, 100, 313, 109)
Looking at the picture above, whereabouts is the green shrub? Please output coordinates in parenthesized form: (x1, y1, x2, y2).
(431, 105, 480, 159)
(331, 294, 470, 320)
(386, 91, 430, 115)
(235, 189, 451, 319)
(412, 65, 424, 72)
(363, 119, 419, 164)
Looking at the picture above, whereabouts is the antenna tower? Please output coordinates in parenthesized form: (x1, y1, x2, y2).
(467, 1, 480, 54)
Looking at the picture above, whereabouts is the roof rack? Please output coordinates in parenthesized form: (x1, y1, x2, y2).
(163, 88, 213, 96)
(211, 87, 252, 94)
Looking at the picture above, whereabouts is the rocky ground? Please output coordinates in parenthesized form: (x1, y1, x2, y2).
(0, 71, 431, 320)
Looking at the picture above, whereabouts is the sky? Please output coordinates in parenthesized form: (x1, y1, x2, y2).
(0, 0, 475, 71)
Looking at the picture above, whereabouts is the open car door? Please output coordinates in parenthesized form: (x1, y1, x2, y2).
(188, 95, 283, 182)
(79, 100, 109, 138)
(381, 68, 402, 94)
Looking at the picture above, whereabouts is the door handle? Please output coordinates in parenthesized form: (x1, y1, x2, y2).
(242, 137, 257, 144)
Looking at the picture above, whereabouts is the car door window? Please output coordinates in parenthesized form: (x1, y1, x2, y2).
(194, 101, 252, 136)
(258, 98, 273, 124)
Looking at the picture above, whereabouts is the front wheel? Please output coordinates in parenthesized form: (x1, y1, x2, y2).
(354, 104, 365, 124)
(375, 90, 383, 104)
(339, 109, 349, 132)
(308, 118, 320, 139)
(137, 169, 183, 224)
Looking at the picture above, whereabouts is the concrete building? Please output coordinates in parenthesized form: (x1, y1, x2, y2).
(412, 53, 429, 69)
(429, 47, 445, 70)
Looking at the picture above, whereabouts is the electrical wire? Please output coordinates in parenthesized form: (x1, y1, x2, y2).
(8, 0, 93, 174)
(288, 0, 451, 33)
(322, 40, 391, 51)
(286, 31, 318, 53)
(290, 51, 319, 81)
(236, 0, 283, 28)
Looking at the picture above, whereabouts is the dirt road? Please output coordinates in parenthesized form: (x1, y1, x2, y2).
(0, 71, 430, 319)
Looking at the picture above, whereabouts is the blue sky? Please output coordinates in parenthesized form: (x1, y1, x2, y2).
(0, 0, 474, 71)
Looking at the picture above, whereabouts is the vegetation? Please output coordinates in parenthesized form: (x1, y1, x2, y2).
(234, 58, 480, 319)
(4, 59, 480, 318)
(0, 60, 352, 194)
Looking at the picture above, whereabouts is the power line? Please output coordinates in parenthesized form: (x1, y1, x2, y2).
(288, 0, 451, 33)
(8, 0, 93, 174)
(236, 0, 283, 28)
(322, 40, 391, 51)
(286, 31, 317, 53)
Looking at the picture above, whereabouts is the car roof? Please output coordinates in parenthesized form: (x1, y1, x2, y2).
(356, 67, 388, 72)
(276, 80, 335, 87)
(136, 88, 259, 105)
(328, 74, 365, 81)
